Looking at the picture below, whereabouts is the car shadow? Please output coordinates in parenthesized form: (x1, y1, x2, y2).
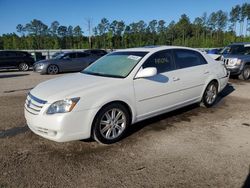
(0, 73, 30, 79)
(0, 69, 32, 73)
(215, 83, 235, 105)
(242, 168, 250, 188)
(125, 83, 235, 140)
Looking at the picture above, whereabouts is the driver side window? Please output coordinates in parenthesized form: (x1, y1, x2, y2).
(64, 53, 77, 59)
(142, 50, 174, 73)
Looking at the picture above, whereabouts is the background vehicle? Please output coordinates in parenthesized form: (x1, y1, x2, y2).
(0, 50, 34, 71)
(84, 49, 107, 58)
(25, 46, 229, 144)
(207, 48, 223, 55)
(33, 51, 100, 74)
(221, 42, 250, 80)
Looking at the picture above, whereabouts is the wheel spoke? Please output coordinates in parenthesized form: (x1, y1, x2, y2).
(105, 128, 112, 138)
(101, 124, 110, 134)
(116, 118, 125, 124)
(104, 112, 112, 121)
(114, 111, 122, 122)
(112, 128, 116, 138)
(111, 109, 116, 119)
(115, 124, 123, 132)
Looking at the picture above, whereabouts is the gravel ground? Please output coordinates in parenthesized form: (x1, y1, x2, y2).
(0, 70, 250, 188)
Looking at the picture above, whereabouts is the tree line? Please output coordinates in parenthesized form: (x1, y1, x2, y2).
(0, 3, 250, 50)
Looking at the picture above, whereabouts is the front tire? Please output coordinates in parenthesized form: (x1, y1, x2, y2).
(47, 64, 59, 74)
(202, 81, 218, 108)
(18, 63, 29, 71)
(239, 65, 250, 80)
(92, 103, 130, 144)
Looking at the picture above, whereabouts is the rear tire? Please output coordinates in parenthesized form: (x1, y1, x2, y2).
(92, 103, 130, 144)
(202, 81, 218, 108)
(239, 65, 250, 80)
(18, 63, 29, 71)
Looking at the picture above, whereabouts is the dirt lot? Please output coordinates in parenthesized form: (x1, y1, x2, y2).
(0, 70, 250, 188)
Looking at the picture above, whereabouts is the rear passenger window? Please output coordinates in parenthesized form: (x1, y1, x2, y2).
(174, 49, 207, 69)
(142, 50, 174, 73)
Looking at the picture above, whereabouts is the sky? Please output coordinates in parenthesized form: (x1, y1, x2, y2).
(0, 0, 248, 35)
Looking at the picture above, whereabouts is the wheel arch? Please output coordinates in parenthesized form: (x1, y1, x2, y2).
(90, 100, 135, 137)
(201, 78, 220, 100)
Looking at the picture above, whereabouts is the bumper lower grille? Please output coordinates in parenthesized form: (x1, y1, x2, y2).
(25, 93, 47, 115)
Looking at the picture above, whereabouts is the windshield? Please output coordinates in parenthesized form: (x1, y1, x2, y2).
(82, 51, 148, 78)
(221, 45, 250, 55)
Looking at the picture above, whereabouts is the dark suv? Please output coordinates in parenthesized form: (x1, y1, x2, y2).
(221, 42, 250, 80)
(0, 51, 34, 71)
(84, 49, 107, 58)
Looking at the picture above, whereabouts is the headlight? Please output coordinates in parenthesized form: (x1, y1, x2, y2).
(228, 58, 241, 66)
(35, 63, 45, 68)
(47, 97, 80, 114)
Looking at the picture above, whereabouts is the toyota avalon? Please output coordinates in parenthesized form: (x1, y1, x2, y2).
(25, 46, 229, 144)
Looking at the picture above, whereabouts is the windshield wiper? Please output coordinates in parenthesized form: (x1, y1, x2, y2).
(82, 71, 124, 78)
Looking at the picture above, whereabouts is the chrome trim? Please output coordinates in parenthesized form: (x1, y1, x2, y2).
(28, 92, 47, 104)
(138, 84, 204, 102)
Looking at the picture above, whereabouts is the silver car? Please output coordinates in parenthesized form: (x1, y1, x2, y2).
(33, 52, 100, 74)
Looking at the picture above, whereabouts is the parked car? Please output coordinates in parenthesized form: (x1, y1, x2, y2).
(33, 51, 100, 74)
(84, 49, 107, 58)
(0, 50, 34, 71)
(51, 52, 64, 59)
(25, 46, 229, 144)
(207, 48, 223, 55)
(221, 42, 250, 80)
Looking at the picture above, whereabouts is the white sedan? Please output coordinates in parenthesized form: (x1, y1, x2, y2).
(24, 46, 229, 144)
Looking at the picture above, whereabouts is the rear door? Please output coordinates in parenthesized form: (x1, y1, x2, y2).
(75, 52, 93, 70)
(172, 49, 210, 103)
(0, 51, 8, 68)
(60, 53, 78, 71)
(1, 51, 17, 68)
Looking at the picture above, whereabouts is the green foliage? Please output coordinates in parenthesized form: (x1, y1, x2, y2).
(1, 3, 250, 50)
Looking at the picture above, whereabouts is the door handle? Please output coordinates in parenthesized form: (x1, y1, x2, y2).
(173, 77, 180, 81)
(204, 70, 210, 74)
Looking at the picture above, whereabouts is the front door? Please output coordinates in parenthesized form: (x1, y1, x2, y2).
(133, 50, 181, 120)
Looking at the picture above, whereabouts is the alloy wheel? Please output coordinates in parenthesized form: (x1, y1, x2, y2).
(205, 84, 217, 105)
(19, 63, 29, 71)
(99, 108, 126, 140)
(47, 65, 59, 74)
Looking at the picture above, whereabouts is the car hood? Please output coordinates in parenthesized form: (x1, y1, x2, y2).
(222, 54, 250, 59)
(35, 59, 58, 65)
(30, 73, 119, 103)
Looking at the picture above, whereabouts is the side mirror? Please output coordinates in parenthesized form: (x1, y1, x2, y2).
(135, 67, 157, 79)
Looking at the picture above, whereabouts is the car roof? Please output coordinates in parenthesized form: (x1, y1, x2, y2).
(230, 42, 250, 46)
(0, 50, 29, 53)
(115, 45, 202, 53)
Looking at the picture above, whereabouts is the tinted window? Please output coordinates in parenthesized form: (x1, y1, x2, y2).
(142, 50, 174, 73)
(77, 52, 89, 58)
(85, 50, 107, 55)
(64, 53, 77, 59)
(174, 49, 207, 69)
(221, 45, 250, 55)
(4, 52, 16, 57)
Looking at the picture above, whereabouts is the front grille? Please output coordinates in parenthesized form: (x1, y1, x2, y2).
(223, 58, 229, 65)
(25, 93, 47, 115)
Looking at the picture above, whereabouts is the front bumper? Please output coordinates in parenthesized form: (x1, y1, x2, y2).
(226, 65, 243, 75)
(25, 106, 99, 142)
(33, 64, 48, 74)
